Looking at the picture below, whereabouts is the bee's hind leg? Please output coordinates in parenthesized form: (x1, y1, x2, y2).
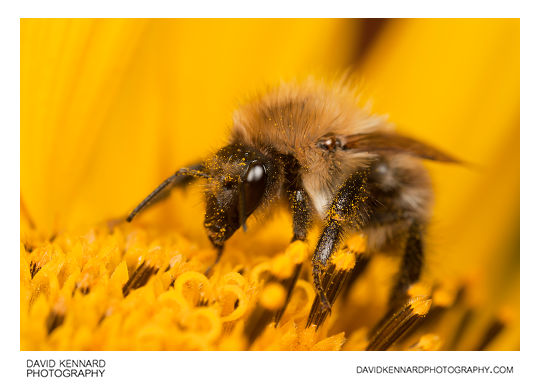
(387, 220, 425, 312)
(368, 219, 426, 338)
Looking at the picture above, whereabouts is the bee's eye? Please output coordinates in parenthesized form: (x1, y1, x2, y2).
(244, 163, 267, 215)
(247, 164, 265, 183)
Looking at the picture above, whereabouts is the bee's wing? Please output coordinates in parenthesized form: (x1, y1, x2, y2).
(340, 132, 459, 163)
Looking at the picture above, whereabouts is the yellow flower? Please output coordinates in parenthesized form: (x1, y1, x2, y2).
(21, 19, 519, 351)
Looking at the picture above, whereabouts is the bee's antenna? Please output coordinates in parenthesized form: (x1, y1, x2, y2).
(126, 168, 211, 222)
(238, 182, 248, 232)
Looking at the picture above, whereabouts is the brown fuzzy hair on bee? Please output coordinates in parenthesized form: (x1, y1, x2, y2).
(230, 79, 389, 217)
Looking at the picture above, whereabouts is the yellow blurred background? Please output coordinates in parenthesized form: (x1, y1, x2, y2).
(20, 19, 519, 349)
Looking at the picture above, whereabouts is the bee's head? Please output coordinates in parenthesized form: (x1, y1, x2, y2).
(202, 144, 272, 246)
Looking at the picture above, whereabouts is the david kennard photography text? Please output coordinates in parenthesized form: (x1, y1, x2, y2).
(26, 359, 106, 378)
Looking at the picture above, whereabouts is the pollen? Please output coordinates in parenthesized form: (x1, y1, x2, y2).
(20, 217, 518, 351)
(270, 253, 296, 280)
(345, 235, 366, 254)
(259, 283, 287, 311)
(331, 248, 356, 271)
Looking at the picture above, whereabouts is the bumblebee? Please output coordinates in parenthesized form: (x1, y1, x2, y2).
(127, 79, 457, 313)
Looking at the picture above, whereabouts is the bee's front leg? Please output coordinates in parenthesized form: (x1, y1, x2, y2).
(312, 170, 372, 311)
(204, 244, 224, 276)
(266, 182, 314, 324)
(243, 179, 313, 342)
(287, 182, 313, 242)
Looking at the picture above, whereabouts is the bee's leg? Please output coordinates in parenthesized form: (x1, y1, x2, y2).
(270, 157, 314, 323)
(312, 170, 371, 311)
(279, 155, 314, 318)
(367, 219, 425, 337)
(288, 185, 312, 242)
(244, 183, 313, 342)
(270, 184, 313, 324)
(204, 244, 224, 277)
(126, 163, 204, 222)
(280, 153, 313, 242)
(387, 220, 424, 312)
